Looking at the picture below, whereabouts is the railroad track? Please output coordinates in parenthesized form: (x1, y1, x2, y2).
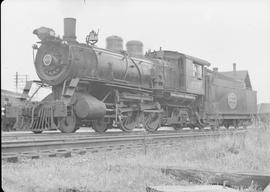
(1, 129, 190, 141)
(1, 129, 246, 163)
(1, 127, 244, 140)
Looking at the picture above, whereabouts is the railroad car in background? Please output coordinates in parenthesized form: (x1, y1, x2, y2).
(5, 18, 257, 133)
(1, 89, 26, 131)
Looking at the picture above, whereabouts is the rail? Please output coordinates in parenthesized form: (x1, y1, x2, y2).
(1, 129, 246, 162)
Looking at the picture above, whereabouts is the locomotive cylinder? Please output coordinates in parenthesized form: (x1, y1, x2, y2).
(74, 94, 106, 120)
(63, 18, 76, 41)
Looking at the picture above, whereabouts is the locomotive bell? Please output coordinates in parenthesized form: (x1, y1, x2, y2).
(63, 18, 76, 41)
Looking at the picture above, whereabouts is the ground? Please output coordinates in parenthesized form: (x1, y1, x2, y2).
(2, 126, 270, 192)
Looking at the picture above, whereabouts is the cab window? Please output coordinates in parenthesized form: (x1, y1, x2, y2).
(192, 63, 203, 80)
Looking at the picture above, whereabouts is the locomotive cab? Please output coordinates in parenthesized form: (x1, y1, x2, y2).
(147, 50, 210, 95)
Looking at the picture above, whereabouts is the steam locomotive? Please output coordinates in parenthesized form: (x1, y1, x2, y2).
(6, 18, 257, 133)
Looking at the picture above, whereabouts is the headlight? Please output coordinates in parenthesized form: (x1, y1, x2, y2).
(33, 27, 56, 41)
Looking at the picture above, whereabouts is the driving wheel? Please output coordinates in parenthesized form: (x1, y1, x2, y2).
(144, 112, 160, 132)
(92, 118, 108, 133)
(119, 111, 137, 132)
(58, 114, 77, 133)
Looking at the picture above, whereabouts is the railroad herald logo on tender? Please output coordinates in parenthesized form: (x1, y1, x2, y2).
(228, 93, 237, 109)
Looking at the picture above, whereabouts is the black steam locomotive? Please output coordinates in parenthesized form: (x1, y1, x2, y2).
(6, 18, 257, 133)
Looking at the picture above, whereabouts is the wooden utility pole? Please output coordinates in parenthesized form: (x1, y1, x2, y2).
(14, 72, 28, 93)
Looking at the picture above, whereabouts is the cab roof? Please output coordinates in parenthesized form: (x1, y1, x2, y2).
(147, 50, 211, 67)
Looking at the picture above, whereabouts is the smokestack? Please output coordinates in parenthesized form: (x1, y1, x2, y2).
(63, 18, 76, 41)
(233, 63, 236, 72)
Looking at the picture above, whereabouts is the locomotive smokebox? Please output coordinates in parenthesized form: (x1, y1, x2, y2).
(126, 40, 143, 57)
(63, 18, 76, 41)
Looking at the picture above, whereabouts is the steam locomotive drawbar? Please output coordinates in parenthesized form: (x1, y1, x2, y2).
(6, 18, 257, 133)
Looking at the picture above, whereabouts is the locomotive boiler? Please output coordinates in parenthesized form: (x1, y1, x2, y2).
(6, 18, 257, 133)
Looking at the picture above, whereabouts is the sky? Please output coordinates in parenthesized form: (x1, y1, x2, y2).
(1, 0, 270, 103)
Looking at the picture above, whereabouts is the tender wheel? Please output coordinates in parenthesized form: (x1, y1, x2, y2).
(195, 123, 205, 129)
(233, 120, 239, 129)
(188, 124, 196, 129)
(144, 112, 160, 132)
(58, 115, 77, 133)
(119, 111, 137, 132)
(210, 119, 220, 130)
(172, 124, 182, 130)
(92, 118, 108, 133)
(210, 125, 217, 130)
(224, 122, 230, 129)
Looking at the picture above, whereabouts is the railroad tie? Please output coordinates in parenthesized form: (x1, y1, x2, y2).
(55, 149, 71, 158)
(2, 153, 18, 163)
(21, 152, 40, 159)
(71, 148, 86, 155)
(39, 150, 56, 158)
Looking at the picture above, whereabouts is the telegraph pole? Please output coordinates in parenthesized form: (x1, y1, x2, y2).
(15, 72, 18, 93)
(14, 72, 28, 93)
